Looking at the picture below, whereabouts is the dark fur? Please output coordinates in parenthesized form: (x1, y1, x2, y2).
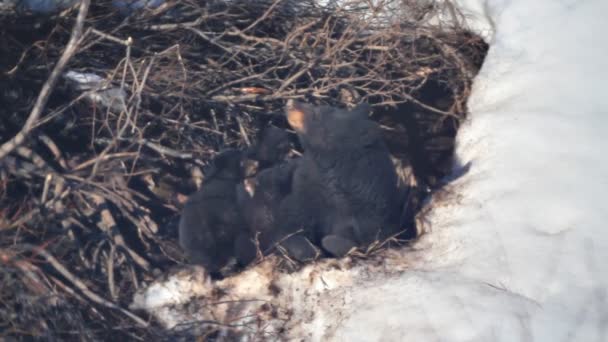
(284, 101, 404, 256)
(246, 126, 291, 168)
(178, 149, 247, 274)
(238, 159, 318, 262)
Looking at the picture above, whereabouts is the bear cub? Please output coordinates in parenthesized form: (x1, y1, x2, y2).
(282, 100, 405, 257)
(237, 126, 319, 263)
(178, 149, 249, 275)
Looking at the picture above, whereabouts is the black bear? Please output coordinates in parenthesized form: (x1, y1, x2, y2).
(237, 123, 321, 263)
(282, 100, 404, 257)
(178, 149, 249, 275)
(237, 158, 319, 263)
(245, 125, 291, 169)
(180, 126, 297, 272)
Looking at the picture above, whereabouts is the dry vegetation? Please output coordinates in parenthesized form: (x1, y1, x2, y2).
(0, 0, 487, 339)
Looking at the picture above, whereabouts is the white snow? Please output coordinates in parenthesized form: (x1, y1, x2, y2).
(131, 0, 608, 340)
(64, 70, 127, 111)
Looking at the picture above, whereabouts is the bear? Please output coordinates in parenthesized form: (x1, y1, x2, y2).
(245, 125, 291, 169)
(236, 158, 319, 263)
(178, 149, 249, 276)
(282, 100, 405, 257)
(180, 124, 298, 272)
(236, 123, 324, 263)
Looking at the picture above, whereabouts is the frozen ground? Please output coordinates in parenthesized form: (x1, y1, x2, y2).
(131, 0, 608, 340)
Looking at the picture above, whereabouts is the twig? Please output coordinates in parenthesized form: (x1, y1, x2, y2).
(235, 116, 252, 147)
(90, 28, 132, 46)
(38, 134, 68, 170)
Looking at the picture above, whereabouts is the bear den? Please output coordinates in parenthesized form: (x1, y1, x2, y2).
(179, 100, 413, 277)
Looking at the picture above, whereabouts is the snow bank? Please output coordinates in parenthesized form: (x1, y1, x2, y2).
(131, 0, 608, 340)
(333, 0, 608, 340)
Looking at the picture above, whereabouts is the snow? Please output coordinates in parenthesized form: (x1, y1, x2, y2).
(64, 70, 127, 111)
(131, 0, 608, 340)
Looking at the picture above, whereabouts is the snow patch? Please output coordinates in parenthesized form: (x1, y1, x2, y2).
(131, 248, 417, 338)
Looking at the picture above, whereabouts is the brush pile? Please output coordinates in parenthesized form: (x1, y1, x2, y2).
(0, 0, 487, 339)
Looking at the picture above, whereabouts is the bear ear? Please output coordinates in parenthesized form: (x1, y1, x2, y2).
(285, 100, 313, 133)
